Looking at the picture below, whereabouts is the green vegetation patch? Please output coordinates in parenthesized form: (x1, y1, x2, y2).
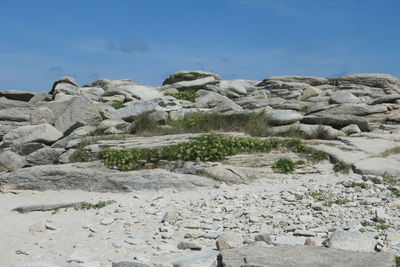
(272, 158, 295, 174)
(100, 134, 327, 171)
(168, 90, 197, 102)
(111, 100, 125, 109)
(52, 200, 115, 214)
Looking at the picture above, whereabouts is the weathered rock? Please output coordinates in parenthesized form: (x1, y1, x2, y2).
(261, 76, 329, 86)
(114, 97, 181, 122)
(28, 92, 52, 104)
(330, 91, 360, 104)
(0, 150, 27, 171)
(0, 97, 31, 109)
(216, 231, 244, 250)
(328, 73, 400, 89)
(309, 103, 387, 116)
(112, 262, 153, 267)
(171, 250, 219, 267)
(301, 114, 370, 131)
(3, 123, 63, 146)
(269, 110, 303, 126)
(50, 76, 79, 95)
(298, 87, 321, 101)
(0, 107, 33, 122)
(168, 76, 218, 90)
(0, 90, 36, 102)
(106, 84, 162, 101)
(0, 162, 217, 191)
(369, 93, 400, 104)
(219, 245, 395, 267)
(163, 71, 220, 85)
(195, 91, 230, 108)
(353, 158, 400, 177)
(55, 96, 102, 135)
(30, 106, 55, 125)
(26, 147, 65, 165)
(162, 211, 180, 225)
(341, 124, 361, 134)
(206, 80, 251, 98)
(177, 240, 204, 250)
(83, 78, 112, 89)
(212, 100, 243, 113)
(327, 230, 376, 252)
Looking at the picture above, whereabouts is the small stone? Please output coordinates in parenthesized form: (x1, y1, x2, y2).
(100, 217, 115, 225)
(254, 233, 272, 244)
(386, 232, 400, 242)
(363, 197, 381, 205)
(29, 222, 46, 232)
(304, 238, 317, 246)
(293, 230, 316, 237)
(162, 211, 180, 225)
(177, 240, 204, 251)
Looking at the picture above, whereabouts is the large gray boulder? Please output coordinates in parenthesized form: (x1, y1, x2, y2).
(269, 110, 303, 126)
(219, 245, 395, 267)
(205, 80, 253, 98)
(301, 114, 370, 131)
(0, 150, 27, 171)
(0, 90, 36, 102)
(370, 93, 400, 104)
(0, 162, 217, 191)
(330, 91, 360, 104)
(49, 76, 79, 95)
(163, 70, 221, 85)
(171, 250, 219, 267)
(310, 104, 387, 116)
(2, 123, 63, 146)
(327, 230, 376, 252)
(26, 147, 65, 165)
(168, 76, 219, 90)
(106, 84, 162, 101)
(55, 96, 102, 135)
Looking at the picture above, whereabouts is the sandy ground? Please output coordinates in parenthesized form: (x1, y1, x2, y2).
(0, 171, 352, 266)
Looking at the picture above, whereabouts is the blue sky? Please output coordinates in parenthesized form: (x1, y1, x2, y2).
(0, 0, 399, 91)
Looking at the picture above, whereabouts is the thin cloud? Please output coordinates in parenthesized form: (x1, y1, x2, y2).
(119, 38, 149, 53)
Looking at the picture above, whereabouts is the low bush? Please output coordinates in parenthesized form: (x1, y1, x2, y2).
(272, 158, 295, 173)
(333, 161, 351, 174)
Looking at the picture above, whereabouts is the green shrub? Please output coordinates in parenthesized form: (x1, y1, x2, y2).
(396, 256, 400, 267)
(69, 141, 92, 162)
(100, 134, 328, 171)
(333, 161, 351, 174)
(112, 100, 125, 109)
(169, 90, 197, 102)
(312, 125, 330, 139)
(272, 158, 295, 173)
(344, 129, 358, 136)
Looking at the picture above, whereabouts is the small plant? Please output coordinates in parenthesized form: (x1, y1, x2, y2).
(310, 190, 327, 201)
(375, 223, 389, 230)
(69, 141, 92, 162)
(323, 198, 350, 207)
(382, 173, 398, 186)
(111, 100, 125, 109)
(272, 158, 295, 174)
(344, 129, 358, 136)
(75, 200, 116, 210)
(312, 125, 329, 139)
(333, 161, 351, 174)
(344, 182, 370, 189)
(396, 256, 400, 267)
(52, 200, 115, 214)
(169, 90, 197, 102)
(361, 220, 373, 227)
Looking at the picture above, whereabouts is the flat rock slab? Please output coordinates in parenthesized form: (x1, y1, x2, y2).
(353, 157, 400, 177)
(0, 162, 217, 192)
(339, 137, 400, 155)
(219, 245, 395, 267)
